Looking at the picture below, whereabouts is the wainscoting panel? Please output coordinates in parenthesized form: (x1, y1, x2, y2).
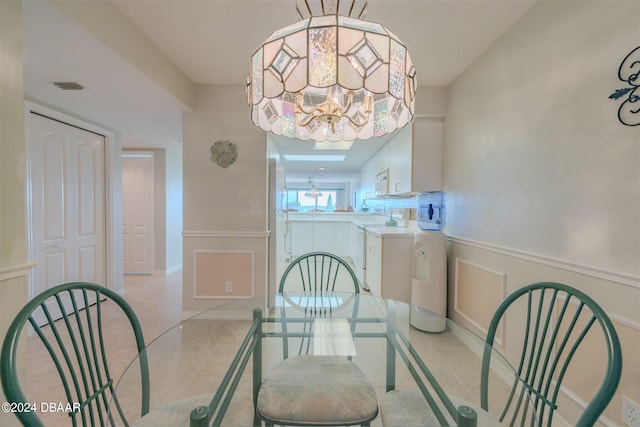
(454, 258, 506, 346)
(447, 237, 639, 426)
(194, 250, 254, 299)
(558, 296, 639, 426)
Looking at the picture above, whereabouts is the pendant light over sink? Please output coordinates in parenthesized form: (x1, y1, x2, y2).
(247, 0, 416, 142)
(304, 176, 323, 198)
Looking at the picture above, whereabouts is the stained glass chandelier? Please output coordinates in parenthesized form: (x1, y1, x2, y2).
(247, 0, 416, 142)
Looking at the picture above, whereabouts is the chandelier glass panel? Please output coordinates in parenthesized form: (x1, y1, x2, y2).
(247, 0, 416, 142)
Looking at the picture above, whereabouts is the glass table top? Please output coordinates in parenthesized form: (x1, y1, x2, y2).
(109, 292, 535, 426)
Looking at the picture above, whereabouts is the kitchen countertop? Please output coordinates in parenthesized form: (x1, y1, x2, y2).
(286, 212, 420, 236)
(364, 226, 418, 237)
(286, 212, 380, 221)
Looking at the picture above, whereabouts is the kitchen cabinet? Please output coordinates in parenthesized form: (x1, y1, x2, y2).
(365, 230, 414, 303)
(290, 221, 313, 256)
(365, 232, 382, 296)
(388, 119, 443, 195)
(360, 144, 389, 200)
(387, 125, 412, 194)
(360, 118, 443, 197)
(313, 222, 335, 253)
(333, 222, 350, 255)
(290, 221, 349, 257)
(349, 224, 365, 284)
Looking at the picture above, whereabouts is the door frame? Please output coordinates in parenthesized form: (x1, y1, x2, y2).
(25, 100, 123, 295)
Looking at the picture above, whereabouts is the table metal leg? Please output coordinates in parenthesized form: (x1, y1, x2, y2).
(190, 406, 209, 427)
(386, 309, 396, 393)
(456, 405, 478, 427)
(253, 308, 263, 427)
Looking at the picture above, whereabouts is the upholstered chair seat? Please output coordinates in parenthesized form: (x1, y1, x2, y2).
(257, 355, 378, 426)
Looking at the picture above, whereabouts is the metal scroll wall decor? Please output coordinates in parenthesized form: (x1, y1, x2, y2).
(210, 140, 238, 168)
(609, 46, 640, 126)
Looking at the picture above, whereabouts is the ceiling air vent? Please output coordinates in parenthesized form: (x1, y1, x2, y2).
(53, 82, 84, 90)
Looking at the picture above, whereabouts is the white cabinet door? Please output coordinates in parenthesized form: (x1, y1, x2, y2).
(360, 144, 390, 200)
(412, 119, 443, 191)
(291, 222, 313, 256)
(388, 125, 413, 195)
(365, 232, 382, 296)
(362, 119, 443, 197)
(313, 222, 335, 253)
(333, 222, 349, 256)
(360, 159, 377, 200)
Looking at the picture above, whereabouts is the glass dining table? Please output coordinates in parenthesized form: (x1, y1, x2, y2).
(109, 292, 533, 427)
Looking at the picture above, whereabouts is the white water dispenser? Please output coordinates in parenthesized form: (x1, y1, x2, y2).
(410, 231, 447, 332)
(411, 192, 447, 332)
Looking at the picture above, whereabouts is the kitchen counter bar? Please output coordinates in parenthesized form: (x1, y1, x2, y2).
(287, 212, 419, 236)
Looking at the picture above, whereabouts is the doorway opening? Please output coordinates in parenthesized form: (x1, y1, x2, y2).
(122, 151, 155, 275)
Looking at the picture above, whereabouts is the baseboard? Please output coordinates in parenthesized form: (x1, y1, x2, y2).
(152, 264, 183, 276)
(180, 310, 254, 321)
(165, 264, 182, 275)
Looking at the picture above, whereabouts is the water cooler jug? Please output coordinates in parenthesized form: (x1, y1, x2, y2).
(411, 191, 447, 332)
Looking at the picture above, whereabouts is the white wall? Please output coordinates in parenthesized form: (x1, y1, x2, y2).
(445, 0, 639, 278)
(0, 2, 28, 426)
(182, 85, 268, 312)
(165, 143, 183, 271)
(151, 146, 183, 274)
(443, 1, 639, 424)
(49, 0, 195, 111)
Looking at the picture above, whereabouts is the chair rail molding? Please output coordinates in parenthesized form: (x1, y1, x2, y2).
(183, 230, 270, 238)
(0, 261, 37, 281)
(447, 235, 640, 289)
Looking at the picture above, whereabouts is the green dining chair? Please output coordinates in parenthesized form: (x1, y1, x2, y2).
(1, 282, 150, 427)
(257, 252, 378, 426)
(278, 252, 361, 357)
(278, 251, 361, 294)
(381, 281, 622, 427)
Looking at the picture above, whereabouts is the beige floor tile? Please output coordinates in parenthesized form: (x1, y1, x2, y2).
(20, 271, 506, 427)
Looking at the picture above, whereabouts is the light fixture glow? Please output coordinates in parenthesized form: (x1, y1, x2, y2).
(304, 175, 323, 198)
(314, 141, 354, 151)
(247, 0, 416, 142)
(283, 154, 345, 162)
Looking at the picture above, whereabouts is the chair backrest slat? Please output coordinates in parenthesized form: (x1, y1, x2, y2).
(278, 252, 360, 358)
(1, 282, 149, 427)
(279, 252, 360, 294)
(480, 282, 622, 427)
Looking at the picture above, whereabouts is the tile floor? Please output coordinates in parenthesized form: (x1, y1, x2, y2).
(21, 271, 527, 427)
(24, 272, 184, 427)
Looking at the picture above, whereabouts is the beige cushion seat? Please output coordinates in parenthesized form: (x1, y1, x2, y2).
(257, 355, 378, 425)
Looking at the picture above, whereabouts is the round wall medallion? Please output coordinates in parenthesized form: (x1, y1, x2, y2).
(210, 140, 238, 168)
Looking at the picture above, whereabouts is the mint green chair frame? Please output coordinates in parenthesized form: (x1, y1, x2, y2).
(1, 282, 150, 427)
(278, 252, 360, 358)
(480, 282, 622, 426)
(278, 252, 360, 294)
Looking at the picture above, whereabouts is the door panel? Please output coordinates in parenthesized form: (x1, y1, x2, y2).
(78, 142, 97, 236)
(122, 153, 154, 274)
(30, 113, 106, 323)
(43, 135, 65, 241)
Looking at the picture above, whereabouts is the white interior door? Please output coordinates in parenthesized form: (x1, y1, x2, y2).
(122, 152, 154, 274)
(29, 113, 106, 321)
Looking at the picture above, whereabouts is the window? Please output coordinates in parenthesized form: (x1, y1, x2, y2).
(286, 185, 345, 212)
